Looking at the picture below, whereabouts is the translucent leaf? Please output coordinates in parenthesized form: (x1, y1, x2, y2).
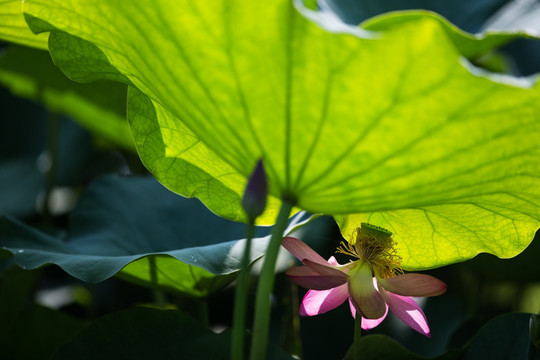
(22, 0, 540, 268)
(0, 0, 47, 49)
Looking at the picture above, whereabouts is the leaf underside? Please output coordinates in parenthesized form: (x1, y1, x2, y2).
(21, 0, 540, 268)
(0, 176, 272, 297)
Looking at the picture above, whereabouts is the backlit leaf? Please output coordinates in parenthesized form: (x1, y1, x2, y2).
(22, 0, 540, 268)
(0, 0, 47, 49)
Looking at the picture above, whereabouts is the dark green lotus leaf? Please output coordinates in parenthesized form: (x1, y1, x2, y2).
(0, 176, 308, 296)
(52, 307, 296, 360)
(462, 313, 532, 360)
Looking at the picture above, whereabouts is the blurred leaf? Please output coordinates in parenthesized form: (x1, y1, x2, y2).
(342, 313, 532, 359)
(344, 334, 460, 360)
(0, 266, 85, 360)
(52, 307, 229, 360)
(0, 158, 44, 217)
(0, 87, 46, 217)
(2, 304, 86, 360)
(0, 0, 47, 49)
(0, 266, 38, 334)
(323, 0, 507, 33)
(482, 0, 540, 35)
(481, 0, 540, 76)
(0, 175, 308, 297)
(23, 1, 540, 269)
(462, 313, 531, 360)
(52, 307, 295, 360)
(0, 45, 134, 150)
(531, 314, 540, 348)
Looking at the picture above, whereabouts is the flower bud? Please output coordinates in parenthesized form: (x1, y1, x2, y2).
(242, 159, 268, 222)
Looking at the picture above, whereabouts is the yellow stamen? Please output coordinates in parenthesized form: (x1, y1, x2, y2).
(337, 223, 403, 279)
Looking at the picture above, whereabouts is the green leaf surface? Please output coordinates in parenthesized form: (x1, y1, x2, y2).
(0, 87, 46, 217)
(0, 158, 44, 217)
(23, 0, 540, 268)
(0, 175, 281, 297)
(3, 304, 86, 360)
(0, 45, 134, 150)
(462, 313, 532, 360)
(323, 0, 508, 33)
(344, 334, 460, 360)
(52, 307, 295, 360)
(0, 266, 86, 360)
(0, 0, 47, 49)
(343, 313, 533, 359)
(53, 307, 230, 360)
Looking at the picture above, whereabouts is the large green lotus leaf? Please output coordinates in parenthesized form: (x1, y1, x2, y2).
(0, 45, 134, 150)
(23, 1, 540, 268)
(0, 0, 47, 49)
(0, 175, 301, 297)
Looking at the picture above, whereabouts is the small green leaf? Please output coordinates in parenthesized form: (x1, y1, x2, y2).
(22, 0, 540, 268)
(0, 0, 48, 49)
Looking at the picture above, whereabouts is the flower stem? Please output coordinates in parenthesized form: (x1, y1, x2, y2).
(148, 255, 166, 309)
(353, 315, 362, 360)
(249, 200, 293, 360)
(231, 221, 256, 360)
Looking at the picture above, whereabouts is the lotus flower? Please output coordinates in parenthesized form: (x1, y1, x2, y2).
(282, 224, 446, 337)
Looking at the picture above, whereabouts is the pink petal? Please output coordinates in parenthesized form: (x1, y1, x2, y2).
(361, 304, 388, 330)
(348, 294, 389, 330)
(380, 288, 431, 337)
(348, 297, 357, 318)
(327, 256, 339, 266)
(303, 259, 348, 278)
(300, 284, 349, 316)
(348, 262, 386, 319)
(377, 274, 447, 297)
(353, 278, 389, 330)
(286, 265, 348, 290)
(282, 237, 328, 265)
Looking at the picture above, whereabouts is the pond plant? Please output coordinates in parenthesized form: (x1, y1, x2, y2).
(0, 0, 539, 359)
